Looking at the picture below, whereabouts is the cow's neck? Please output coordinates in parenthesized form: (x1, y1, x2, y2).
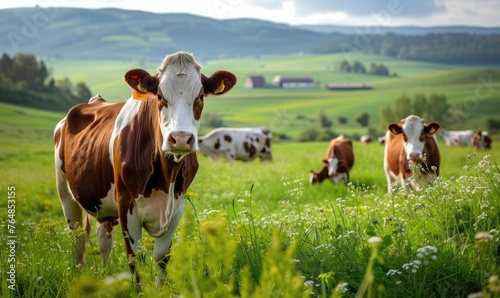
(134, 99, 186, 199)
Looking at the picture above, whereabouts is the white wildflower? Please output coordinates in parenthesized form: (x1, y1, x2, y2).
(368, 236, 383, 245)
(476, 231, 493, 240)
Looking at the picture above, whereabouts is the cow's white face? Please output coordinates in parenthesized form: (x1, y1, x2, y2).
(388, 115, 440, 162)
(326, 157, 339, 176)
(157, 56, 203, 159)
(123, 51, 237, 163)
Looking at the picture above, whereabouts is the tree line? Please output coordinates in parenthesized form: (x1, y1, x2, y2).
(379, 93, 466, 130)
(339, 60, 393, 76)
(312, 33, 500, 64)
(0, 53, 92, 111)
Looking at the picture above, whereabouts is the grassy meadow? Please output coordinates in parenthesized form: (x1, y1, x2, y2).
(1, 53, 500, 297)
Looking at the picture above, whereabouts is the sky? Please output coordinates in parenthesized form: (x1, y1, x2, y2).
(2, 0, 500, 27)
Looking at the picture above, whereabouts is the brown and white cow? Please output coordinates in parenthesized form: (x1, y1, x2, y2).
(360, 135, 373, 144)
(310, 135, 354, 184)
(198, 127, 272, 162)
(384, 115, 440, 193)
(472, 129, 492, 150)
(54, 52, 236, 280)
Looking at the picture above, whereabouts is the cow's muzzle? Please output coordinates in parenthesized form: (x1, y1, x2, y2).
(167, 131, 195, 153)
(409, 152, 421, 161)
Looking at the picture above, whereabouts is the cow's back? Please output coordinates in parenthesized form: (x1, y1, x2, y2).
(332, 138, 354, 170)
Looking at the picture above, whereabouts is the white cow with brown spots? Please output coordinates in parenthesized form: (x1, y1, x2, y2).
(198, 127, 272, 162)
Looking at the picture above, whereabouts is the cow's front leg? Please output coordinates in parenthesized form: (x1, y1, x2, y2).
(153, 198, 185, 284)
(117, 200, 142, 283)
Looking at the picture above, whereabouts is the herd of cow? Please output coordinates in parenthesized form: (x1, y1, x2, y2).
(52, 52, 493, 283)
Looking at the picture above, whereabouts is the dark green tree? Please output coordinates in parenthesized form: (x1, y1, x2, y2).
(393, 94, 411, 121)
(426, 93, 450, 123)
(318, 111, 333, 129)
(412, 93, 427, 117)
(355, 112, 370, 127)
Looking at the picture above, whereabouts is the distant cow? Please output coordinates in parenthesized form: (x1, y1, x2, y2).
(310, 135, 354, 184)
(440, 129, 492, 150)
(360, 135, 373, 144)
(378, 136, 386, 145)
(384, 115, 440, 193)
(198, 127, 272, 162)
(473, 129, 492, 150)
(54, 52, 236, 281)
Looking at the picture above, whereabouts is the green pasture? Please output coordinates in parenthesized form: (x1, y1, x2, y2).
(1, 99, 500, 296)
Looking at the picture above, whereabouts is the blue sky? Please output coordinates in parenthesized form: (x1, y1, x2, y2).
(2, 0, 500, 27)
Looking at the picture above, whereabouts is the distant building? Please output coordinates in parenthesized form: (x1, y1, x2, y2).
(325, 83, 373, 91)
(244, 76, 266, 88)
(272, 76, 315, 88)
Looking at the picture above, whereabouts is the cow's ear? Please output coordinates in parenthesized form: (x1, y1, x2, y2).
(202, 71, 237, 96)
(387, 123, 403, 135)
(424, 122, 440, 135)
(124, 69, 159, 93)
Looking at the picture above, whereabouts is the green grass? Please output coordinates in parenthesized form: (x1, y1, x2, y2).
(1, 54, 500, 297)
(0, 97, 499, 296)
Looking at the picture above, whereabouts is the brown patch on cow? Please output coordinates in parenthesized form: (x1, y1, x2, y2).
(61, 100, 124, 212)
(117, 102, 159, 199)
(223, 134, 232, 142)
(243, 141, 257, 158)
(214, 138, 221, 149)
(193, 90, 204, 120)
(386, 134, 412, 179)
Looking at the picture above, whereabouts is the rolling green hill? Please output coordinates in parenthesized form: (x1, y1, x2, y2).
(1, 7, 500, 64)
(0, 7, 326, 62)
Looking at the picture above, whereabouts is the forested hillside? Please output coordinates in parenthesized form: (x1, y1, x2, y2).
(1, 7, 500, 64)
(0, 53, 92, 111)
(312, 33, 500, 64)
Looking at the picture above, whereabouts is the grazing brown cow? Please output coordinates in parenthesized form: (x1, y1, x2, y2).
(360, 135, 373, 144)
(198, 127, 272, 162)
(310, 135, 354, 184)
(54, 52, 236, 281)
(472, 129, 492, 150)
(384, 115, 440, 193)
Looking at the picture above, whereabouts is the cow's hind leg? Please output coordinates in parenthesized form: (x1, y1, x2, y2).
(56, 171, 88, 267)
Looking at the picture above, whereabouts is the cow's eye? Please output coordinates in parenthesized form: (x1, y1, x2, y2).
(157, 94, 163, 101)
(200, 94, 204, 101)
